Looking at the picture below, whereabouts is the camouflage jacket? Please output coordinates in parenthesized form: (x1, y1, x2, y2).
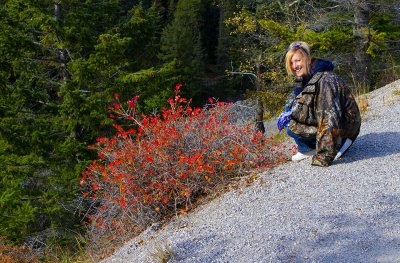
(289, 71, 361, 166)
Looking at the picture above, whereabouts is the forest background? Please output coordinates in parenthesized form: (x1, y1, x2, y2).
(0, 0, 399, 261)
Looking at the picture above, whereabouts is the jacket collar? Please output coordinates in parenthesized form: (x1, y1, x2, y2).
(304, 58, 334, 85)
(306, 71, 324, 86)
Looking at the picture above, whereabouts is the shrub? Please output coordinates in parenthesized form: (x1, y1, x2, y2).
(81, 84, 287, 252)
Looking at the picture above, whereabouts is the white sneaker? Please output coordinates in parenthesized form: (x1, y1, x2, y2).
(334, 138, 353, 160)
(291, 150, 316, 162)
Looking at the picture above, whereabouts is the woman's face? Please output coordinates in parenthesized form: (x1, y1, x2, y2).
(290, 50, 310, 78)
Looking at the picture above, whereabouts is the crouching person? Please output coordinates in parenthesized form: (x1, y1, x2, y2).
(278, 41, 361, 167)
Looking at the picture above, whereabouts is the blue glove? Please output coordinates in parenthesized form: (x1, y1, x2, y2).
(277, 111, 291, 131)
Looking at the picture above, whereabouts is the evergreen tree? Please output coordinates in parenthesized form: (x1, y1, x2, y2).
(0, 0, 162, 247)
(215, 0, 237, 71)
(159, 0, 206, 101)
(0, 0, 76, 242)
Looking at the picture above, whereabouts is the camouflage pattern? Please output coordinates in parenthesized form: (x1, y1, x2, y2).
(289, 71, 361, 166)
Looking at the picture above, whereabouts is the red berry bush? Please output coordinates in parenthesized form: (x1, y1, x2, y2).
(81, 84, 286, 245)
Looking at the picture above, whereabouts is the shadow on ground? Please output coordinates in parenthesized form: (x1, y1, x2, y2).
(336, 132, 400, 164)
(275, 194, 400, 262)
(171, 234, 227, 263)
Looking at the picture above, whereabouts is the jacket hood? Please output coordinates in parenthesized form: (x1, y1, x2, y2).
(310, 58, 334, 75)
(303, 58, 334, 84)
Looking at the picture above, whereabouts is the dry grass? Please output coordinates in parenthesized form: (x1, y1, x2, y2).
(0, 237, 40, 263)
(383, 87, 400, 106)
(149, 242, 175, 263)
(351, 76, 370, 117)
(356, 94, 369, 118)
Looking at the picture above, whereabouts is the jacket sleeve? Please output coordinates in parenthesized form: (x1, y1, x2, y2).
(312, 75, 342, 166)
(284, 78, 303, 112)
(283, 90, 297, 112)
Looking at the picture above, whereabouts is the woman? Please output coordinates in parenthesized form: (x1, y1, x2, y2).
(278, 41, 361, 166)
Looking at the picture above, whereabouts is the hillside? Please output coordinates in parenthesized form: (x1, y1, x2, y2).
(101, 80, 400, 263)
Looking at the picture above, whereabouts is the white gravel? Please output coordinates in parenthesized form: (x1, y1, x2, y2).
(101, 80, 400, 263)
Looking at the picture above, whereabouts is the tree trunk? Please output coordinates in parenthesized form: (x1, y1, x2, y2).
(352, 0, 371, 89)
(54, 3, 69, 82)
(254, 58, 265, 134)
(255, 95, 265, 134)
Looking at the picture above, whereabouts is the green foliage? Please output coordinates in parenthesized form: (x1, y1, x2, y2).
(258, 89, 290, 120)
(0, 0, 146, 247)
(118, 61, 178, 111)
(258, 19, 292, 40)
(159, 0, 206, 101)
(62, 2, 173, 118)
(0, 149, 41, 240)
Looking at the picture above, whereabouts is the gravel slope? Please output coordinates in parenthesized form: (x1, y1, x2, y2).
(102, 80, 400, 263)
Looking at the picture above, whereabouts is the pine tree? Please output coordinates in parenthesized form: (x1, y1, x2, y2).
(0, 0, 72, 242)
(215, 0, 237, 71)
(159, 0, 206, 101)
(0, 0, 153, 246)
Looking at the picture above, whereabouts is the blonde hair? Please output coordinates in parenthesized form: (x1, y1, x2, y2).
(285, 41, 311, 76)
